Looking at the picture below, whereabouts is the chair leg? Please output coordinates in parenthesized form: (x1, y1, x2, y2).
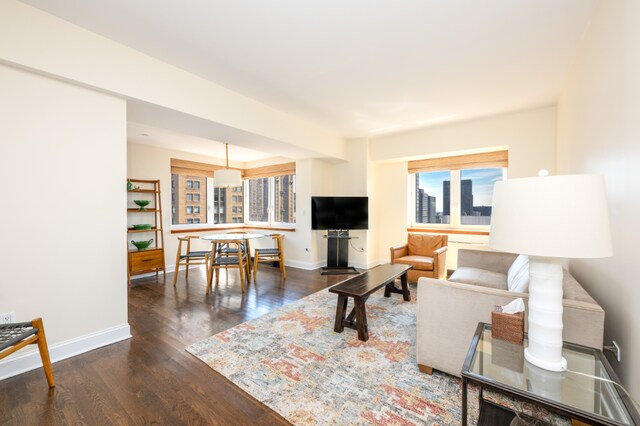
(185, 257, 190, 279)
(280, 255, 286, 280)
(239, 264, 245, 293)
(173, 257, 181, 288)
(32, 318, 55, 388)
(253, 255, 259, 283)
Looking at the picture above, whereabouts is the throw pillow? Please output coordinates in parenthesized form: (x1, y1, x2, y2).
(508, 254, 530, 292)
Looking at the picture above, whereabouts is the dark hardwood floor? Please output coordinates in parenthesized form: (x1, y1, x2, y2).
(0, 264, 347, 425)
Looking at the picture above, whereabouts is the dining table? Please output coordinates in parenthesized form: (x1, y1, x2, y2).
(200, 232, 265, 274)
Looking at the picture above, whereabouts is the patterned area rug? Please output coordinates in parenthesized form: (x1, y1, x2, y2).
(187, 286, 568, 425)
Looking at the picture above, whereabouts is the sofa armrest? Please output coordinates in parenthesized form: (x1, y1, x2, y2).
(432, 246, 448, 279)
(416, 277, 604, 377)
(390, 244, 408, 262)
(457, 249, 518, 274)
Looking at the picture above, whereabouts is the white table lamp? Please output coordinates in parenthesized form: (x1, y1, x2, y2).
(490, 174, 612, 371)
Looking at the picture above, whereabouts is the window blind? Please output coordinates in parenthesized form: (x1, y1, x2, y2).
(170, 158, 295, 179)
(243, 162, 296, 179)
(170, 158, 243, 178)
(407, 150, 508, 174)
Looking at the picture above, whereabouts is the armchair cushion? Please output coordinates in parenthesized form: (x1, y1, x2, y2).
(392, 255, 434, 271)
(408, 234, 447, 257)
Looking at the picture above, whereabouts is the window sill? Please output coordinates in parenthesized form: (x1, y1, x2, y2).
(171, 225, 296, 234)
(407, 227, 490, 236)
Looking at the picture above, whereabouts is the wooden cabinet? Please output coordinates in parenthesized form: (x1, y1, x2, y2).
(127, 179, 165, 284)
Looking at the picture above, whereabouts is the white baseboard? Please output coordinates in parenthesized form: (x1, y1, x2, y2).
(285, 259, 325, 270)
(0, 323, 131, 381)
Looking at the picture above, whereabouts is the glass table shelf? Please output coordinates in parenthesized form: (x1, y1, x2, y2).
(461, 323, 639, 425)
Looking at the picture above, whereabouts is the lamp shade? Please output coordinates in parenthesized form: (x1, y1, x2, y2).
(214, 168, 242, 187)
(490, 174, 612, 258)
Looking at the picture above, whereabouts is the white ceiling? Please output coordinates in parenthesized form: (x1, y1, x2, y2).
(21, 0, 597, 141)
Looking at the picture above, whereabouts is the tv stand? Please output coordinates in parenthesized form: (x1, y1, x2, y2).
(321, 230, 359, 275)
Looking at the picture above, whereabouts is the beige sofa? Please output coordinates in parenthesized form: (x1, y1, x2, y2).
(416, 249, 605, 377)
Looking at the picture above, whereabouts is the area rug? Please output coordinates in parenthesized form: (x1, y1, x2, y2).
(187, 286, 568, 425)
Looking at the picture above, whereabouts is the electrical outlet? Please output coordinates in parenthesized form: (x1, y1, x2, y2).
(0, 312, 16, 324)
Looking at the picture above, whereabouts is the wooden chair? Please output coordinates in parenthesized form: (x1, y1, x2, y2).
(253, 234, 286, 282)
(173, 236, 211, 286)
(207, 239, 251, 293)
(0, 318, 54, 388)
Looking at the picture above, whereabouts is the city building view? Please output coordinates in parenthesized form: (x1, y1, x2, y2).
(171, 174, 207, 224)
(171, 174, 244, 225)
(247, 174, 296, 223)
(171, 173, 296, 225)
(415, 168, 502, 225)
(274, 174, 296, 223)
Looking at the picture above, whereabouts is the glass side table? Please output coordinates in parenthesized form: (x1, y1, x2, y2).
(461, 323, 639, 426)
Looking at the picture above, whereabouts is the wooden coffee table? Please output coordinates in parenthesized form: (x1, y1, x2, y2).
(329, 263, 411, 341)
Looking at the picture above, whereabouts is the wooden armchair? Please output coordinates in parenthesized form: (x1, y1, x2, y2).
(390, 234, 448, 282)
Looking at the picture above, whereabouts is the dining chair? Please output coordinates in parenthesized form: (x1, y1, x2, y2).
(207, 239, 251, 293)
(253, 233, 286, 282)
(173, 236, 211, 286)
(217, 231, 248, 257)
(0, 318, 55, 388)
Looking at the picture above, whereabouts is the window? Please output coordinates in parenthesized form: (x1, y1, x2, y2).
(274, 174, 296, 224)
(409, 151, 507, 228)
(459, 168, 503, 225)
(248, 177, 269, 222)
(171, 158, 294, 229)
(171, 172, 240, 226)
(414, 171, 450, 224)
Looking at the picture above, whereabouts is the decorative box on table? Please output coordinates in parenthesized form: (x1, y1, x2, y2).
(491, 310, 524, 344)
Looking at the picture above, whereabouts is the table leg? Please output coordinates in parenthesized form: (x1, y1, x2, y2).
(400, 272, 410, 301)
(334, 295, 348, 333)
(462, 377, 468, 426)
(354, 297, 369, 341)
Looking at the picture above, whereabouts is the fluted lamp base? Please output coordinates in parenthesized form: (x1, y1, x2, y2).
(524, 256, 567, 372)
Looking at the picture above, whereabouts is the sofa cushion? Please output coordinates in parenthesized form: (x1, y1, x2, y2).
(393, 255, 434, 271)
(449, 267, 508, 290)
(408, 234, 447, 257)
(507, 255, 530, 292)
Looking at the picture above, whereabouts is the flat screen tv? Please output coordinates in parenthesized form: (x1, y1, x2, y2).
(311, 196, 368, 230)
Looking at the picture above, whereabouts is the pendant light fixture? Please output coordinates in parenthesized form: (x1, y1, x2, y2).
(213, 143, 242, 187)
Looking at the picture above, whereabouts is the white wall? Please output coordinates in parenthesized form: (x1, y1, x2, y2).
(330, 139, 374, 268)
(370, 107, 558, 267)
(0, 65, 129, 377)
(556, 0, 640, 398)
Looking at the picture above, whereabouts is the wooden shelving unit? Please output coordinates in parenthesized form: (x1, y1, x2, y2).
(127, 179, 166, 285)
